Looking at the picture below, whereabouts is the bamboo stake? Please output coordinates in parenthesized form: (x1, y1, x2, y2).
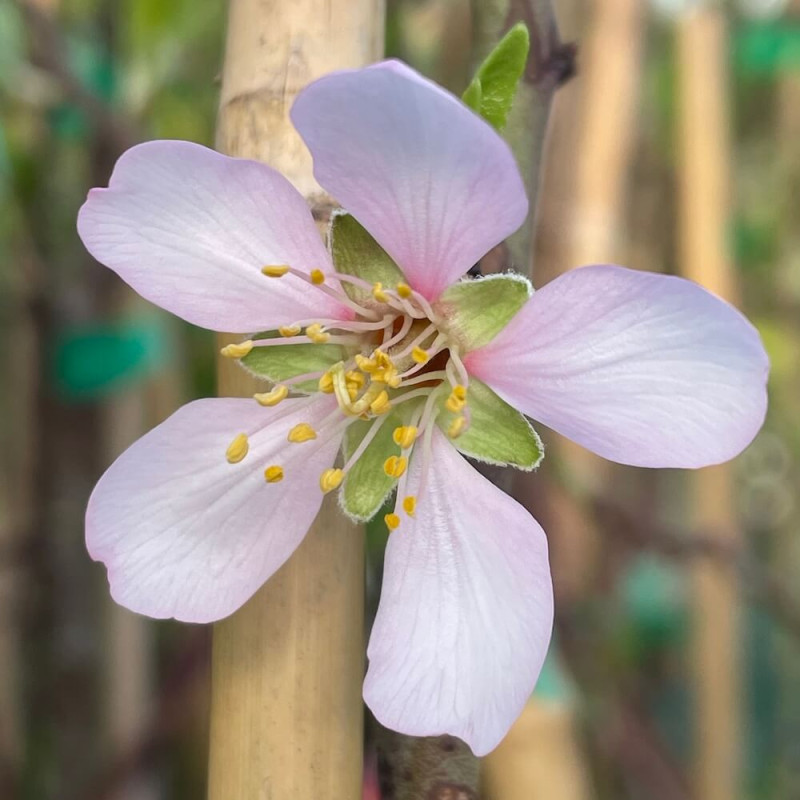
(208, 2, 383, 798)
(676, 11, 741, 800)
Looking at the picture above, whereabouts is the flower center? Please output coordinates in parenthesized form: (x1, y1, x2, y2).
(221, 264, 473, 530)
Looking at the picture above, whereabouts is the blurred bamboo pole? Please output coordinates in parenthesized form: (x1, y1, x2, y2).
(676, 11, 741, 800)
(208, 2, 384, 798)
(555, 0, 644, 593)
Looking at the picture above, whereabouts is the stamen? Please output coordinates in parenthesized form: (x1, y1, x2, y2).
(310, 269, 325, 285)
(253, 385, 289, 406)
(372, 282, 390, 303)
(381, 314, 414, 350)
(225, 433, 249, 463)
(278, 324, 302, 337)
(341, 416, 390, 473)
(445, 385, 467, 413)
(318, 372, 335, 394)
(384, 513, 401, 531)
(393, 426, 418, 449)
(448, 348, 471, 387)
(355, 354, 378, 373)
(383, 455, 407, 478)
(369, 390, 392, 416)
(393, 322, 438, 360)
(280, 266, 382, 320)
(320, 468, 344, 493)
(448, 415, 467, 438)
(220, 340, 253, 359)
(397, 370, 448, 388)
(305, 323, 330, 344)
(287, 423, 317, 443)
(262, 264, 290, 277)
(264, 465, 284, 483)
(411, 346, 429, 365)
(345, 370, 365, 388)
(396, 282, 412, 299)
(402, 495, 416, 516)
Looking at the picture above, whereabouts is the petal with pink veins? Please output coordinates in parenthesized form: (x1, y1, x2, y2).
(86, 395, 342, 622)
(465, 265, 769, 468)
(291, 60, 528, 301)
(78, 140, 351, 332)
(364, 429, 553, 756)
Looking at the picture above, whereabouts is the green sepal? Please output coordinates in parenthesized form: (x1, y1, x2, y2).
(340, 402, 420, 521)
(329, 211, 405, 305)
(241, 331, 346, 392)
(462, 22, 530, 131)
(438, 378, 543, 470)
(436, 273, 531, 350)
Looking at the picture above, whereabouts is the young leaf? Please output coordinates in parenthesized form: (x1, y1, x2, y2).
(462, 22, 530, 131)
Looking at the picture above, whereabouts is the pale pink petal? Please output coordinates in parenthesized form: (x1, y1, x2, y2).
(465, 265, 769, 468)
(86, 395, 342, 622)
(364, 429, 553, 756)
(291, 60, 528, 300)
(77, 140, 350, 332)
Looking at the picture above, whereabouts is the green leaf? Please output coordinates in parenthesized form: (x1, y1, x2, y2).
(329, 211, 405, 305)
(436, 273, 531, 350)
(241, 332, 346, 392)
(54, 317, 167, 400)
(461, 22, 530, 131)
(461, 76, 482, 113)
(438, 379, 542, 470)
(341, 401, 422, 521)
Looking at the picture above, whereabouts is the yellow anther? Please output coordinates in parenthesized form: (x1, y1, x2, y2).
(278, 324, 301, 337)
(305, 323, 330, 343)
(402, 495, 417, 516)
(264, 465, 284, 483)
(220, 340, 254, 359)
(383, 455, 407, 479)
(370, 390, 392, 416)
(253, 385, 289, 407)
(372, 282, 389, 303)
(396, 282, 412, 299)
(347, 383, 359, 401)
(355, 354, 378, 373)
(374, 349, 391, 366)
(262, 264, 290, 278)
(319, 468, 344, 493)
(448, 415, 467, 439)
(318, 371, 335, 394)
(345, 370, 365, 388)
(288, 423, 317, 443)
(310, 268, 325, 285)
(445, 386, 468, 414)
(385, 513, 401, 531)
(225, 433, 249, 464)
(393, 425, 418, 449)
(411, 346, 429, 365)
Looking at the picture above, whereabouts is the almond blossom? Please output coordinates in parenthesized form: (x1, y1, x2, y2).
(76, 60, 769, 755)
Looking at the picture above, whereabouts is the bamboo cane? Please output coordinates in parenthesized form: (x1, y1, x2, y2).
(676, 10, 741, 800)
(208, 2, 384, 798)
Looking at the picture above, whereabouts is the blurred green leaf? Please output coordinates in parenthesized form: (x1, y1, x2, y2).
(461, 22, 529, 131)
(54, 317, 168, 400)
(735, 23, 800, 77)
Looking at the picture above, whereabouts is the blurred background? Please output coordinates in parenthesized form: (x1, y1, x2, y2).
(0, 0, 797, 798)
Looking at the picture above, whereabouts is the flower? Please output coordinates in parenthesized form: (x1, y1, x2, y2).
(76, 60, 768, 756)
